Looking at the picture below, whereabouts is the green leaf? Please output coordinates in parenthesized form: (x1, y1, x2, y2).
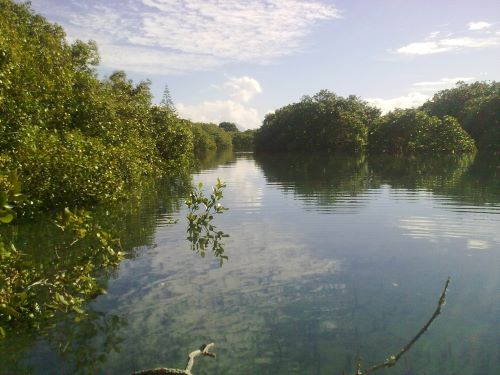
(0, 304, 20, 318)
(0, 213, 14, 224)
(0, 191, 7, 206)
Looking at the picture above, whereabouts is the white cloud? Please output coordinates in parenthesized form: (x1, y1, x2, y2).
(396, 41, 452, 55)
(102, 45, 222, 74)
(395, 22, 500, 56)
(468, 21, 492, 31)
(30, 0, 340, 74)
(365, 92, 430, 114)
(412, 76, 475, 91)
(177, 100, 261, 129)
(177, 76, 263, 129)
(223, 76, 262, 103)
(366, 75, 478, 113)
(396, 36, 500, 55)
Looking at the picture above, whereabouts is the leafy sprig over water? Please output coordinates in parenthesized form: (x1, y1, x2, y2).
(185, 178, 229, 265)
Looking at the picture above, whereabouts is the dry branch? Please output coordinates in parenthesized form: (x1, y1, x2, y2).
(356, 277, 451, 375)
(132, 343, 216, 375)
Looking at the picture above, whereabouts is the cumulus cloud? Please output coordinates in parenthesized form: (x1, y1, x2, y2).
(30, 0, 340, 74)
(412, 76, 475, 91)
(177, 76, 263, 129)
(177, 100, 261, 129)
(223, 76, 262, 103)
(366, 75, 477, 113)
(468, 21, 492, 31)
(365, 92, 430, 114)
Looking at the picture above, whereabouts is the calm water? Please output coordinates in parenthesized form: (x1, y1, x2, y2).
(1, 152, 499, 375)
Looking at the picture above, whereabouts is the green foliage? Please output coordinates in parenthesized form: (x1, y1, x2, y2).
(219, 121, 239, 132)
(185, 179, 229, 265)
(461, 94, 500, 154)
(254, 90, 380, 153)
(15, 127, 129, 207)
(160, 84, 176, 113)
(369, 109, 476, 154)
(0, 0, 74, 149)
(421, 81, 500, 153)
(232, 129, 255, 151)
(0, 170, 22, 224)
(150, 106, 194, 173)
(191, 123, 217, 156)
(192, 122, 233, 157)
(0, 0, 224, 209)
(0, 202, 124, 337)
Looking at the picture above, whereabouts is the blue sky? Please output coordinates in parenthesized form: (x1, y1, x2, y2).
(26, 0, 500, 129)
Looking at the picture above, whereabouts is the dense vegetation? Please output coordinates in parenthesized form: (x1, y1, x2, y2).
(421, 81, 500, 153)
(255, 90, 380, 153)
(191, 122, 232, 158)
(254, 82, 498, 156)
(216, 122, 256, 151)
(368, 109, 476, 154)
(0, 0, 230, 211)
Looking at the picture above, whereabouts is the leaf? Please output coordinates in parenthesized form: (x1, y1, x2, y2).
(0, 191, 7, 206)
(0, 213, 14, 224)
(0, 304, 20, 318)
(55, 293, 69, 306)
(71, 305, 84, 314)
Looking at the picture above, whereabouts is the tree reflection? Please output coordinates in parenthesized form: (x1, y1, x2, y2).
(0, 308, 125, 375)
(369, 153, 475, 190)
(255, 152, 500, 210)
(255, 152, 369, 211)
(370, 153, 500, 206)
(47, 310, 126, 375)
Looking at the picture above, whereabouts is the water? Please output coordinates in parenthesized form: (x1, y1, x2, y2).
(1, 152, 499, 375)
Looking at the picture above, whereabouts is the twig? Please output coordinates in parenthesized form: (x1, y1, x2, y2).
(359, 277, 451, 375)
(132, 343, 216, 375)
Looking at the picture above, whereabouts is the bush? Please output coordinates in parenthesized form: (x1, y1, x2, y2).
(191, 123, 232, 156)
(369, 109, 476, 154)
(254, 90, 380, 153)
(232, 130, 255, 151)
(421, 81, 500, 153)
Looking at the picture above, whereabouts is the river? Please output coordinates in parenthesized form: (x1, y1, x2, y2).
(1, 151, 499, 375)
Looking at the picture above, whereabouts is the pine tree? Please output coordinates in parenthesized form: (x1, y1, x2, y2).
(160, 84, 176, 113)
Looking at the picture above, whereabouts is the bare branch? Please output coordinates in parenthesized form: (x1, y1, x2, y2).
(132, 343, 216, 375)
(360, 277, 451, 375)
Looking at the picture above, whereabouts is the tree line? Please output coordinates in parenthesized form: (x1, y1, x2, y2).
(255, 83, 499, 155)
(0, 0, 238, 211)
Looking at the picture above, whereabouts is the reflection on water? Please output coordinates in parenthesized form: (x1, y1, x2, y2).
(255, 153, 370, 213)
(1, 152, 499, 374)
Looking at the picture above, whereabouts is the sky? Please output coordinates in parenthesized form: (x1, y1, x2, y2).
(25, 0, 500, 130)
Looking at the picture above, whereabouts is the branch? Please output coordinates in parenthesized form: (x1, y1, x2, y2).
(132, 343, 216, 375)
(359, 277, 450, 375)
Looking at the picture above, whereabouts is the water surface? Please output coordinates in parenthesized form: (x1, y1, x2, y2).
(1, 152, 499, 375)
